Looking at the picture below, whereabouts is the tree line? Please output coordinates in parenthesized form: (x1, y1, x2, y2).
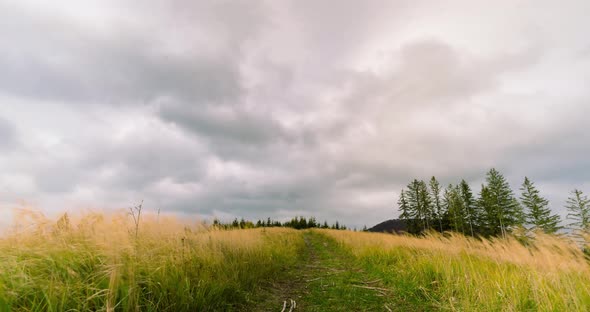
(398, 168, 590, 239)
(212, 216, 349, 230)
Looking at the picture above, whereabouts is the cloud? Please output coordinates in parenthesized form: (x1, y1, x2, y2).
(0, 117, 16, 150)
(0, 1, 269, 104)
(159, 102, 292, 145)
(35, 115, 209, 194)
(0, 0, 589, 228)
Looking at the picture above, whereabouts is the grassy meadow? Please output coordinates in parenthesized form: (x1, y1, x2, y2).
(0, 210, 305, 311)
(323, 229, 590, 311)
(2, 211, 590, 311)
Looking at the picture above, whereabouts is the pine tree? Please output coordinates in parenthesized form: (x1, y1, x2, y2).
(520, 177, 561, 234)
(309, 217, 318, 228)
(476, 185, 495, 236)
(483, 168, 523, 238)
(403, 179, 435, 234)
(444, 184, 466, 234)
(459, 180, 477, 236)
(566, 189, 590, 234)
(299, 217, 308, 229)
(406, 180, 425, 233)
(429, 177, 445, 232)
(398, 189, 410, 219)
(398, 189, 418, 234)
(418, 180, 433, 231)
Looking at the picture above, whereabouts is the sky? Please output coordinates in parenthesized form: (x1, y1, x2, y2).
(1, 0, 590, 229)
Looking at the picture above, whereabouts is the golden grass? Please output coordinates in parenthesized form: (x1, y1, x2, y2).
(0, 210, 305, 311)
(322, 229, 590, 311)
(324, 230, 589, 272)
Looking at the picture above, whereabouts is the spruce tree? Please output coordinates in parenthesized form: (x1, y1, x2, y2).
(398, 189, 410, 218)
(309, 217, 317, 228)
(520, 177, 561, 234)
(483, 168, 523, 238)
(476, 185, 495, 236)
(398, 188, 419, 234)
(459, 179, 476, 236)
(418, 180, 433, 231)
(443, 184, 466, 234)
(429, 176, 444, 232)
(406, 180, 425, 233)
(566, 189, 590, 233)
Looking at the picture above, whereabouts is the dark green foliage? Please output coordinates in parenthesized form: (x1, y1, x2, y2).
(418, 180, 433, 231)
(406, 180, 423, 233)
(444, 184, 466, 235)
(395, 169, 567, 239)
(520, 177, 561, 234)
(398, 189, 410, 220)
(308, 217, 318, 228)
(566, 189, 590, 233)
(403, 179, 435, 234)
(459, 180, 477, 236)
(476, 185, 496, 237)
(429, 177, 445, 233)
(479, 168, 523, 238)
(398, 189, 420, 234)
(212, 216, 348, 231)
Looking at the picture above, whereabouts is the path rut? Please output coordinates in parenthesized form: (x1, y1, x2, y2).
(249, 230, 396, 312)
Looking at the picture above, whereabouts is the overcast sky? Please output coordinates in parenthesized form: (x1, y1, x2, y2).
(1, 0, 589, 228)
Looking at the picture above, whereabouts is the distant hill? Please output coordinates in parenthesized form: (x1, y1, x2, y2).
(367, 219, 408, 234)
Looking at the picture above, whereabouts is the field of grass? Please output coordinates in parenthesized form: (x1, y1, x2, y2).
(0, 210, 305, 311)
(324, 229, 590, 311)
(2, 211, 590, 311)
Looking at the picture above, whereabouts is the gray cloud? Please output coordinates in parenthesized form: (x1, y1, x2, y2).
(0, 117, 16, 150)
(159, 102, 292, 145)
(0, 1, 589, 228)
(66, 120, 208, 193)
(500, 109, 590, 184)
(0, 1, 269, 104)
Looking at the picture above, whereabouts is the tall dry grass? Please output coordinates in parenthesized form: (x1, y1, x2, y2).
(0, 210, 305, 311)
(322, 229, 590, 311)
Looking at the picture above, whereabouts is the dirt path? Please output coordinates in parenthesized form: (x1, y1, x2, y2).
(249, 232, 315, 311)
(250, 230, 396, 311)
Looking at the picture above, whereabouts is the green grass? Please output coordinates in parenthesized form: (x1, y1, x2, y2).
(325, 230, 590, 311)
(0, 213, 305, 311)
(3, 212, 590, 311)
(294, 231, 396, 311)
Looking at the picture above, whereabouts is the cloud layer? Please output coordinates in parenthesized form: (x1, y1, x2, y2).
(1, 0, 590, 228)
